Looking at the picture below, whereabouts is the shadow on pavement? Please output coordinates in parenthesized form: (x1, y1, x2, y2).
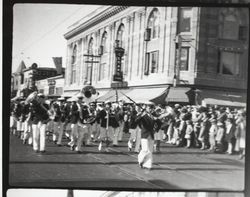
(10, 179, 180, 189)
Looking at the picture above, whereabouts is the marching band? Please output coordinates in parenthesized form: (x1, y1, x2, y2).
(10, 86, 246, 170)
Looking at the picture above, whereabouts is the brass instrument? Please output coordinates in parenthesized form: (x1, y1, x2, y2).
(81, 85, 96, 98)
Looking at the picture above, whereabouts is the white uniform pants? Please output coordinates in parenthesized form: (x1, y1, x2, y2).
(68, 123, 78, 147)
(32, 122, 46, 151)
(23, 120, 33, 144)
(118, 121, 124, 141)
(53, 121, 64, 145)
(99, 126, 112, 142)
(128, 127, 141, 152)
(111, 127, 119, 145)
(77, 124, 89, 151)
(138, 136, 154, 169)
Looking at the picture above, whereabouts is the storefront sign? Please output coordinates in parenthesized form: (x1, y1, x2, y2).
(114, 47, 125, 82)
(48, 79, 56, 86)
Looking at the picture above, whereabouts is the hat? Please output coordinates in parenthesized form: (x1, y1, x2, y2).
(105, 100, 111, 105)
(37, 93, 45, 98)
(57, 97, 65, 101)
(217, 122, 223, 126)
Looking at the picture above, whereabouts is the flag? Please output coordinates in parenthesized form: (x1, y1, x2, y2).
(52, 57, 62, 74)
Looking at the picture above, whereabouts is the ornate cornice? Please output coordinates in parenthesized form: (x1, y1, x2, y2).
(64, 6, 129, 40)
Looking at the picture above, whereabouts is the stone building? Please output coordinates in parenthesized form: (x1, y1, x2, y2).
(63, 6, 248, 107)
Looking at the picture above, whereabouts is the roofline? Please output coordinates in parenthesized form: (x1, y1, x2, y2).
(64, 6, 129, 40)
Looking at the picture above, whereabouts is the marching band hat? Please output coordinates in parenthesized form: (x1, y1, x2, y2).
(217, 122, 223, 126)
(57, 97, 65, 101)
(37, 93, 45, 98)
(105, 100, 111, 105)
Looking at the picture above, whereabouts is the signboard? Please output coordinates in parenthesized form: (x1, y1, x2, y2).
(114, 47, 125, 82)
(48, 79, 56, 86)
(111, 81, 128, 88)
(113, 74, 123, 82)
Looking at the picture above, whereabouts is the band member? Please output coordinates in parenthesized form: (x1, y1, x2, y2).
(10, 101, 17, 135)
(152, 106, 164, 153)
(93, 103, 103, 142)
(52, 100, 64, 146)
(22, 102, 33, 145)
(117, 100, 125, 142)
(128, 105, 138, 151)
(14, 101, 23, 138)
(136, 106, 155, 170)
(110, 103, 120, 146)
(31, 93, 50, 153)
(68, 98, 80, 151)
(98, 101, 113, 151)
(88, 102, 98, 143)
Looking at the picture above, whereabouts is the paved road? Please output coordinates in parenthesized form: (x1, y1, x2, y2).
(9, 133, 245, 191)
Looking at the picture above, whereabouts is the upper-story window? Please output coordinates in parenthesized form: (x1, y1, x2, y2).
(70, 44, 77, 84)
(100, 31, 108, 54)
(86, 38, 94, 84)
(145, 50, 159, 75)
(116, 24, 125, 48)
(178, 7, 192, 33)
(219, 8, 246, 40)
(148, 8, 160, 39)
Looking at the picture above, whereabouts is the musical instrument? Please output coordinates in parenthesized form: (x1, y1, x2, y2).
(81, 85, 96, 98)
(25, 91, 38, 104)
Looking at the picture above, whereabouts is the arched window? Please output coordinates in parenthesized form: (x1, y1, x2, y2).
(219, 9, 241, 40)
(101, 31, 108, 53)
(71, 45, 77, 64)
(71, 44, 77, 84)
(148, 8, 160, 39)
(116, 24, 125, 48)
(88, 38, 94, 55)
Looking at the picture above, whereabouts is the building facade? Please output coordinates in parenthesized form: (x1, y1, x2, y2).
(36, 75, 64, 98)
(63, 6, 248, 106)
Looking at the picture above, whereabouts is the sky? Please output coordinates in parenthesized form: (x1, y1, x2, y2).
(12, 4, 102, 73)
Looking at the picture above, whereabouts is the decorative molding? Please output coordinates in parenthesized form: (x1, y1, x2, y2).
(64, 6, 129, 39)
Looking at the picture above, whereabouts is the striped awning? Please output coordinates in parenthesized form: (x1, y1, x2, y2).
(165, 87, 191, 103)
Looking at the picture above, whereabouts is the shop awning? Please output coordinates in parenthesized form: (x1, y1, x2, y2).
(120, 87, 168, 104)
(61, 90, 80, 98)
(165, 87, 192, 103)
(198, 90, 246, 107)
(96, 89, 109, 100)
(97, 88, 131, 102)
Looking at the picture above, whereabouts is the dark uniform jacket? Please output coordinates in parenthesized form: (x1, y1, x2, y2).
(129, 110, 138, 129)
(30, 100, 50, 124)
(99, 109, 111, 128)
(53, 103, 62, 122)
(69, 103, 79, 124)
(135, 113, 155, 139)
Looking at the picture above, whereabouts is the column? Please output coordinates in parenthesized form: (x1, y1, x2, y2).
(66, 43, 72, 86)
(137, 9, 146, 78)
(128, 14, 135, 80)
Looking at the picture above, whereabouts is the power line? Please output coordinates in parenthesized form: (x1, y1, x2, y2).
(12, 6, 87, 59)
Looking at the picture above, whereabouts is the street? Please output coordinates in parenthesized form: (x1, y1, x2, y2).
(9, 133, 245, 191)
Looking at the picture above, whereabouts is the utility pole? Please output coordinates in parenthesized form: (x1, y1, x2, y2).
(174, 35, 182, 87)
(84, 54, 101, 85)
